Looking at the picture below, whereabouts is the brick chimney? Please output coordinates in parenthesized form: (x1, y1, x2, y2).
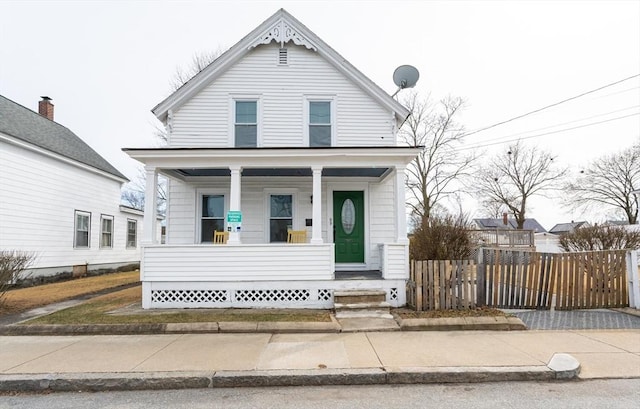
(502, 212, 508, 226)
(38, 96, 54, 120)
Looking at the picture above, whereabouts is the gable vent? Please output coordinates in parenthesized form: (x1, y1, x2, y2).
(278, 48, 288, 65)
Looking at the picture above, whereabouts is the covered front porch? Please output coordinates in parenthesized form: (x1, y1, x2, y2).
(124, 147, 421, 309)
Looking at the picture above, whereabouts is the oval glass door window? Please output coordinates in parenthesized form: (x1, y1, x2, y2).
(341, 199, 356, 235)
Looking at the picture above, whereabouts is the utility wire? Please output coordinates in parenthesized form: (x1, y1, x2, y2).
(461, 74, 640, 138)
(463, 105, 640, 148)
(457, 112, 639, 151)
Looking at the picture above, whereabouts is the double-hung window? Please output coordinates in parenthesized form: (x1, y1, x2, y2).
(235, 100, 257, 147)
(100, 215, 113, 248)
(269, 194, 293, 242)
(309, 101, 332, 147)
(201, 194, 225, 242)
(126, 219, 137, 248)
(74, 210, 90, 248)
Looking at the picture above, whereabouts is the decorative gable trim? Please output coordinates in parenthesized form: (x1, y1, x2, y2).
(152, 9, 410, 125)
(250, 18, 317, 51)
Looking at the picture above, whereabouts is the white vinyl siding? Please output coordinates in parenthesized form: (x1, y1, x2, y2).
(0, 138, 143, 271)
(170, 43, 394, 147)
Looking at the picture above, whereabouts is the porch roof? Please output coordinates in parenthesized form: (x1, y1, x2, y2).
(123, 146, 422, 175)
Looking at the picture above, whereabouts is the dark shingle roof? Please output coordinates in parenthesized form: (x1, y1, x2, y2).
(473, 218, 547, 233)
(0, 95, 127, 180)
(549, 221, 589, 234)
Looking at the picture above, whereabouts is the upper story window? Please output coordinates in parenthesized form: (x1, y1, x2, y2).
(235, 100, 257, 147)
(74, 210, 90, 248)
(100, 215, 113, 248)
(309, 101, 331, 147)
(304, 97, 335, 147)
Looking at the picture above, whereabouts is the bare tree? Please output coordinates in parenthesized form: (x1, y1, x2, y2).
(154, 49, 225, 144)
(121, 167, 167, 215)
(401, 92, 476, 222)
(479, 197, 507, 219)
(170, 48, 224, 91)
(559, 224, 640, 251)
(563, 142, 639, 224)
(473, 141, 567, 229)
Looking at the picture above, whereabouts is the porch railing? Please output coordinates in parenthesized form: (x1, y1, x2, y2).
(141, 243, 335, 282)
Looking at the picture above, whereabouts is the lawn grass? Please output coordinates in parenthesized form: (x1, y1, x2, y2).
(24, 286, 333, 325)
(394, 306, 509, 319)
(1, 271, 139, 315)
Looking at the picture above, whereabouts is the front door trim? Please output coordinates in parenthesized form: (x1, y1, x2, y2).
(327, 182, 369, 270)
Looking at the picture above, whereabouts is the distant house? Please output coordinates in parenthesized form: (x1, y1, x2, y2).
(473, 217, 547, 233)
(124, 9, 420, 309)
(0, 95, 144, 279)
(548, 221, 590, 235)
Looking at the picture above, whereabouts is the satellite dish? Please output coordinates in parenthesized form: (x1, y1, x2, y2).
(393, 65, 420, 89)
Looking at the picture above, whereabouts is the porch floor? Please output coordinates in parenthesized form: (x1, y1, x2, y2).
(334, 270, 382, 280)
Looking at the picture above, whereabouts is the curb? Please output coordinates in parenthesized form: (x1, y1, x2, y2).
(0, 355, 579, 392)
(398, 316, 526, 331)
(0, 321, 342, 336)
(0, 316, 526, 336)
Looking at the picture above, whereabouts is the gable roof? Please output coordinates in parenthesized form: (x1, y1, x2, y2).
(549, 221, 589, 234)
(152, 8, 410, 124)
(0, 95, 127, 181)
(473, 218, 547, 233)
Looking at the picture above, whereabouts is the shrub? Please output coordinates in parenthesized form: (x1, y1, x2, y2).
(410, 215, 474, 260)
(0, 250, 35, 307)
(559, 225, 640, 252)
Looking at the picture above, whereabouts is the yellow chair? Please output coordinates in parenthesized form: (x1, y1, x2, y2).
(213, 231, 229, 244)
(287, 230, 307, 243)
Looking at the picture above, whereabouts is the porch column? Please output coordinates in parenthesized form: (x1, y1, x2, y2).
(395, 166, 409, 244)
(311, 166, 323, 244)
(228, 165, 242, 244)
(143, 165, 158, 244)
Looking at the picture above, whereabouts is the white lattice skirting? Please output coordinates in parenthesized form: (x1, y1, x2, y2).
(143, 280, 405, 309)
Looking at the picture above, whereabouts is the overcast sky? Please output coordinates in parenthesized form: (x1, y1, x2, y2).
(1, 0, 638, 230)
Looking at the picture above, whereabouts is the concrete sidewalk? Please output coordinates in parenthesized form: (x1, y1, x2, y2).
(1, 329, 638, 392)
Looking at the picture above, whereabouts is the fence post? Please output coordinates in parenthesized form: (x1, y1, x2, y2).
(476, 248, 485, 306)
(627, 250, 640, 309)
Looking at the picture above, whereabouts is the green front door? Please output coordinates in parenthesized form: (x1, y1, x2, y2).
(333, 191, 364, 263)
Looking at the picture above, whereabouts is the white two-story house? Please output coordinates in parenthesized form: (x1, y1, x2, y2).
(125, 9, 420, 309)
(0, 95, 144, 280)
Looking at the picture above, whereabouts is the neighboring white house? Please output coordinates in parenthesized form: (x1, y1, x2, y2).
(0, 95, 144, 280)
(124, 9, 421, 309)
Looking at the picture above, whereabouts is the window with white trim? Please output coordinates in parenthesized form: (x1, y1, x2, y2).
(126, 219, 137, 248)
(100, 215, 113, 248)
(269, 194, 293, 242)
(309, 101, 332, 146)
(201, 194, 225, 243)
(234, 100, 257, 147)
(74, 210, 90, 248)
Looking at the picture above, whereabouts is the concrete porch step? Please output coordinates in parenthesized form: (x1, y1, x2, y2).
(335, 310, 394, 319)
(334, 289, 387, 304)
